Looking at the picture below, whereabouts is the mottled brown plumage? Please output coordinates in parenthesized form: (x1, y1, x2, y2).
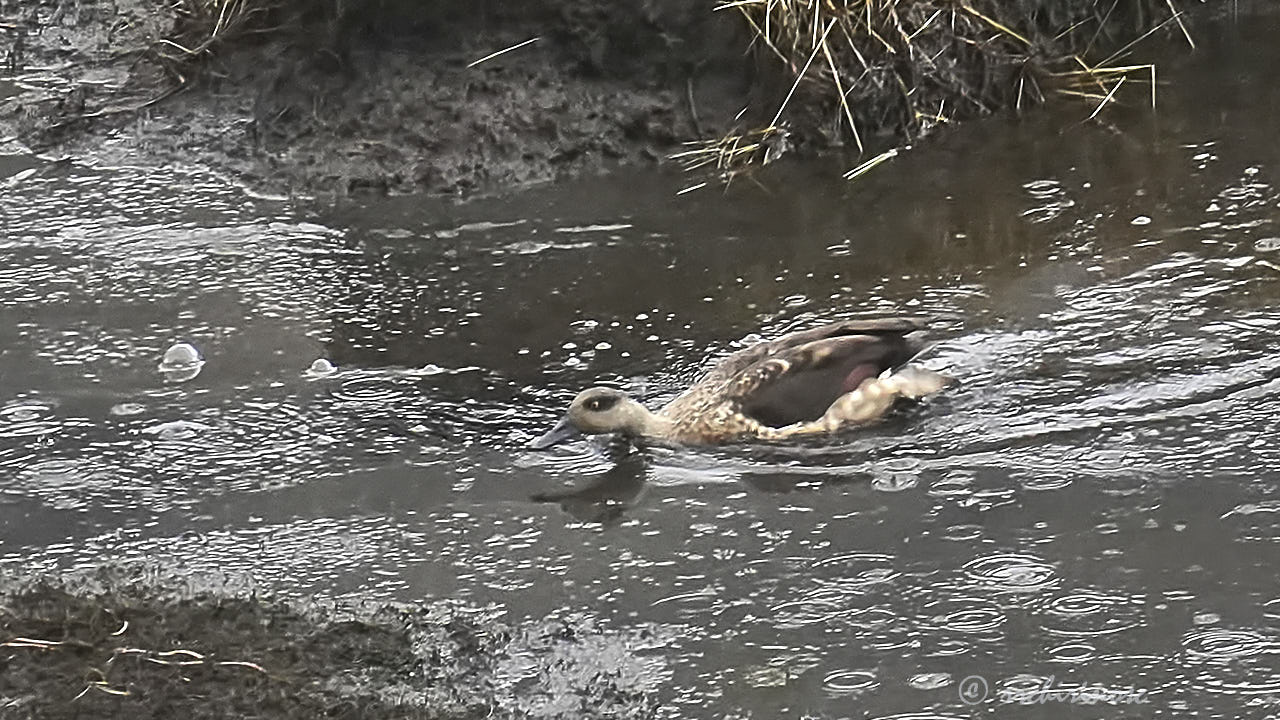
(531, 318, 952, 448)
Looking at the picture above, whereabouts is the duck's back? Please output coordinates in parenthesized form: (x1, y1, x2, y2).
(658, 319, 928, 441)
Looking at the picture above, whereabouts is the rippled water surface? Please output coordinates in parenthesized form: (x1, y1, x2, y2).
(4, 9, 1280, 719)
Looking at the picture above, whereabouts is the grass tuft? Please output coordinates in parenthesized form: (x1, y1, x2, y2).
(685, 0, 1191, 186)
(153, 0, 280, 76)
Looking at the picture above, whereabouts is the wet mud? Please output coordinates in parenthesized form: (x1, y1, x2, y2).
(1, 0, 749, 197)
(1, 577, 662, 719)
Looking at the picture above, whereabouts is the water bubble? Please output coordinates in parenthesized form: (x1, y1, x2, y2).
(162, 342, 200, 365)
(158, 342, 205, 383)
(304, 358, 338, 379)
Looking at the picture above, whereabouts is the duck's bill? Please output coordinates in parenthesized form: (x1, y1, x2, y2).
(529, 416, 582, 449)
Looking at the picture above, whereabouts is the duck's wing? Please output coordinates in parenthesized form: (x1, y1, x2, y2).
(724, 327, 925, 428)
(699, 318, 926, 387)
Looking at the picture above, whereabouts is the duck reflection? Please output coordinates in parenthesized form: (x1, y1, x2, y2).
(530, 448, 649, 524)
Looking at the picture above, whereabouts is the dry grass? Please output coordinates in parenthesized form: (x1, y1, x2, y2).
(687, 0, 1190, 185)
(152, 0, 280, 75)
(671, 125, 788, 172)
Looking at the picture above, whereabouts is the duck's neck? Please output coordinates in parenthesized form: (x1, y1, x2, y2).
(622, 400, 674, 439)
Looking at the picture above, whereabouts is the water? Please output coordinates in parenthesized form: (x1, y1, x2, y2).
(3, 8, 1280, 719)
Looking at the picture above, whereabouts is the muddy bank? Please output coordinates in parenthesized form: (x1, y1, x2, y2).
(1, 0, 750, 196)
(1, 575, 663, 719)
(0, 0, 1212, 197)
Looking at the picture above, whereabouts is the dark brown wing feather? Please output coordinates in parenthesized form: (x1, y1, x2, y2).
(725, 321, 926, 427)
(697, 319, 926, 387)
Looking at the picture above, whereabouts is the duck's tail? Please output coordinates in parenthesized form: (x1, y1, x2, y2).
(767, 365, 953, 439)
(882, 365, 954, 399)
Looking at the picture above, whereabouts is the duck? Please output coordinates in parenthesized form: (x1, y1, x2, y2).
(530, 318, 952, 448)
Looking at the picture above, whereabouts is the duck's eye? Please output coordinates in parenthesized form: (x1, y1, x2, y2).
(584, 396, 617, 412)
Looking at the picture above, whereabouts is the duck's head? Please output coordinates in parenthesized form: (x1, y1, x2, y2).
(529, 387, 650, 449)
